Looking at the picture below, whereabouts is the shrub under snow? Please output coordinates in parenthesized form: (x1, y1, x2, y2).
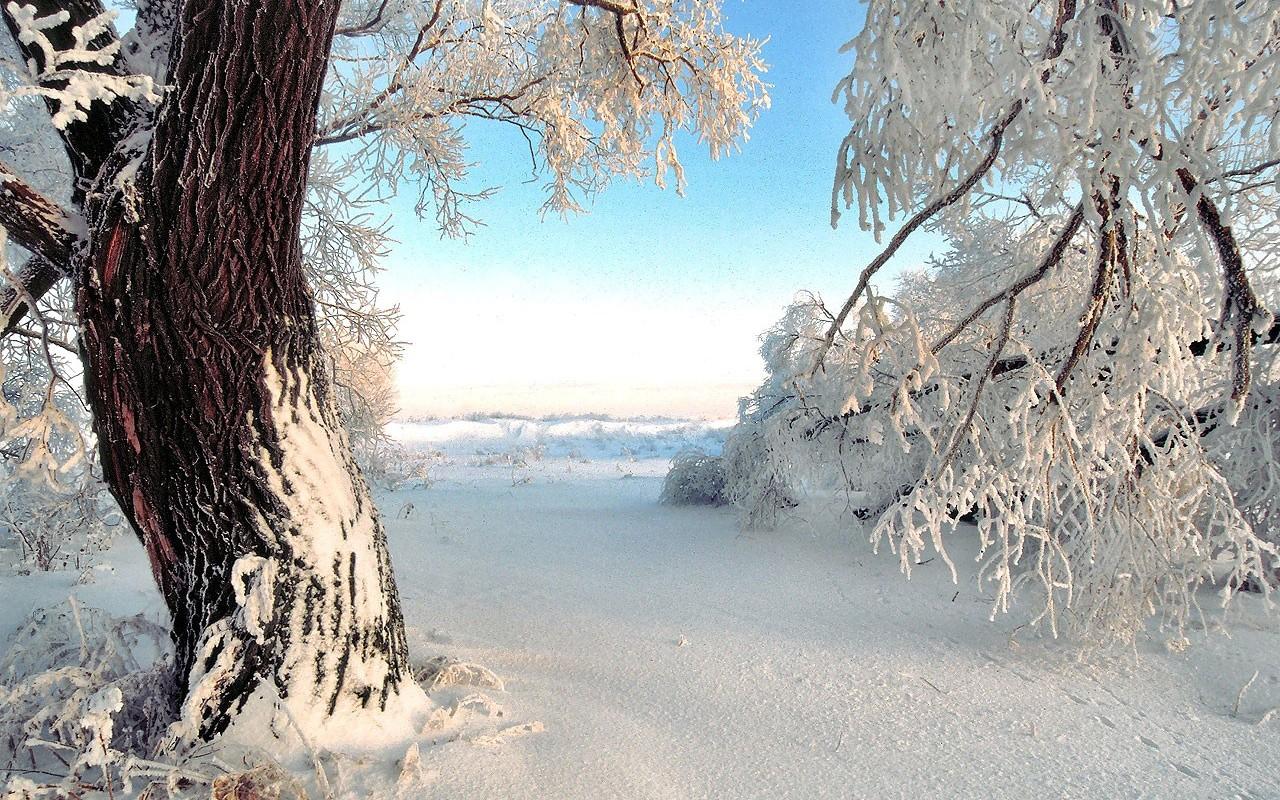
(660, 449, 728, 507)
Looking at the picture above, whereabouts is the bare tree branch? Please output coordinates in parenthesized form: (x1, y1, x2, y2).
(0, 163, 79, 266)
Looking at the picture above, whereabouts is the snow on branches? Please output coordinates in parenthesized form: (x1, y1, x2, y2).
(1, 3, 156, 130)
(0, 601, 175, 797)
(704, 0, 1280, 645)
(321, 0, 769, 232)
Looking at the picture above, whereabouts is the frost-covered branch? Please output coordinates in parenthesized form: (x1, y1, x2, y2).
(810, 0, 1082, 376)
(1176, 166, 1271, 416)
(701, 0, 1280, 645)
(318, 0, 768, 233)
(930, 203, 1086, 354)
(0, 0, 156, 186)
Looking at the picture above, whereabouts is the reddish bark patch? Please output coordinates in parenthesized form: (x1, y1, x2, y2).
(115, 383, 142, 453)
(101, 220, 126, 287)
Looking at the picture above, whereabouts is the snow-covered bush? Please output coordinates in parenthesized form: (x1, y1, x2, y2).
(0, 601, 176, 797)
(706, 0, 1280, 645)
(0, 600, 307, 799)
(660, 449, 728, 506)
(719, 421, 800, 528)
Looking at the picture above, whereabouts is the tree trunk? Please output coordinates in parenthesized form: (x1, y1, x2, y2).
(71, 0, 423, 747)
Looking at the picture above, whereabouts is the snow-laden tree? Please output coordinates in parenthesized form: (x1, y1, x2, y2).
(0, 0, 765, 752)
(701, 0, 1280, 644)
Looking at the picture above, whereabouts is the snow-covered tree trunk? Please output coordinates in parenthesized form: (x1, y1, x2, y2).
(0, 0, 766, 751)
(62, 0, 419, 746)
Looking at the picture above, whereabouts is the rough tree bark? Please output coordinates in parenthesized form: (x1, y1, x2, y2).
(0, 0, 424, 747)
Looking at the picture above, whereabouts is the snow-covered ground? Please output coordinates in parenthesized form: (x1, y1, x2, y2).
(3, 416, 1279, 798)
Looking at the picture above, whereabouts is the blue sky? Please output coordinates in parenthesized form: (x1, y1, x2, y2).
(382, 1, 937, 418)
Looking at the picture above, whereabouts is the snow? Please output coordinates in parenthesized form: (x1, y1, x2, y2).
(2, 415, 1279, 798)
(191, 356, 432, 757)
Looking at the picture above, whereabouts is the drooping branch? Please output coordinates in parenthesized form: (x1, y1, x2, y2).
(794, 316, 1280, 440)
(809, 102, 1026, 377)
(1176, 167, 1269, 410)
(1054, 190, 1124, 395)
(564, 0, 648, 83)
(809, 0, 1081, 377)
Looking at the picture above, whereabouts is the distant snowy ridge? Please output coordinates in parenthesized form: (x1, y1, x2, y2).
(387, 415, 733, 461)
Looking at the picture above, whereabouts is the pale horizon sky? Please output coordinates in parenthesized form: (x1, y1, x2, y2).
(379, 2, 936, 419)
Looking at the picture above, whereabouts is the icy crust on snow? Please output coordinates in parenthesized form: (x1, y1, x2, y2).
(170, 353, 430, 760)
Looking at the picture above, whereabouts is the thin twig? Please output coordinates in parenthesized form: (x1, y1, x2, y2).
(1233, 670, 1259, 718)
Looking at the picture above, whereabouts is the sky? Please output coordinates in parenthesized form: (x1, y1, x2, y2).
(380, 1, 937, 419)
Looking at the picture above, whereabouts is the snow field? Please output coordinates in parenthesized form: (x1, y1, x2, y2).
(1, 417, 1277, 798)
(377, 419, 1280, 799)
